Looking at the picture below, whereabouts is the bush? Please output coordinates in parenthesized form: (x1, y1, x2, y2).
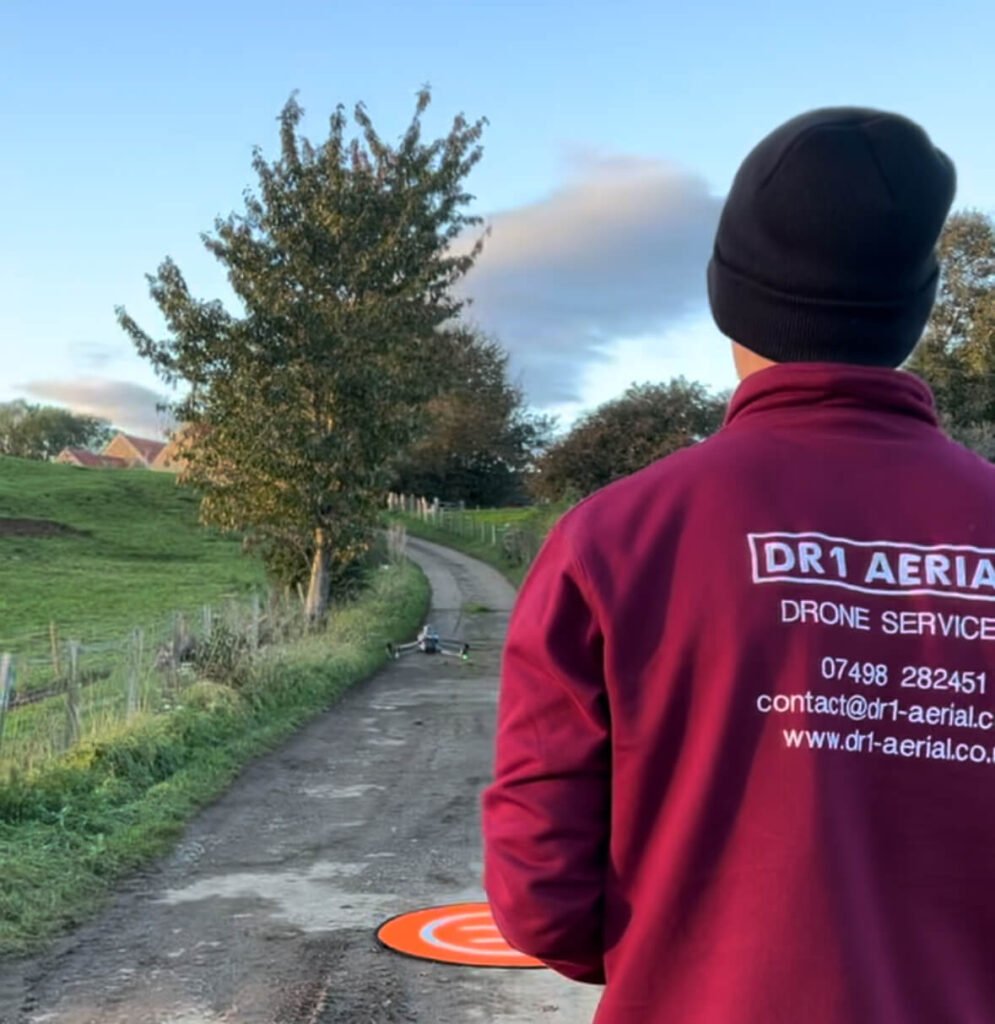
(181, 680, 244, 715)
(190, 620, 251, 687)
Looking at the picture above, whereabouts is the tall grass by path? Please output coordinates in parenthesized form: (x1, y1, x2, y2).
(0, 559, 430, 957)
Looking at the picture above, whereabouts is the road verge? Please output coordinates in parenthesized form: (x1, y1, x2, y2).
(0, 559, 429, 956)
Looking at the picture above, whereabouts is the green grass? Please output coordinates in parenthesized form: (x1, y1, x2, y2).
(0, 456, 265, 654)
(453, 507, 542, 526)
(0, 558, 429, 956)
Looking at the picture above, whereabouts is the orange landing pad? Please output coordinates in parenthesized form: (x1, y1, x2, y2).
(377, 902, 544, 968)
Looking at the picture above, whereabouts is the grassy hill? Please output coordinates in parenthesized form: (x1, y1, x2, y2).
(0, 456, 265, 652)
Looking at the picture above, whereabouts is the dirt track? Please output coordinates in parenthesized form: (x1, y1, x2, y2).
(0, 537, 602, 1024)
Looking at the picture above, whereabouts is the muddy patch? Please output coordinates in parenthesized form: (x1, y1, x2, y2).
(0, 517, 89, 538)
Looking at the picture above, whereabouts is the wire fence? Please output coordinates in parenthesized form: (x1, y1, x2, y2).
(386, 493, 543, 567)
(0, 587, 315, 781)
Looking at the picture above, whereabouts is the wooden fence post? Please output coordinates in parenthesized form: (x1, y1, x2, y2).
(65, 641, 82, 749)
(250, 593, 260, 653)
(387, 522, 404, 562)
(0, 654, 14, 757)
(50, 621, 61, 683)
(171, 613, 186, 690)
(127, 629, 142, 718)
(203, 605, 214, 642)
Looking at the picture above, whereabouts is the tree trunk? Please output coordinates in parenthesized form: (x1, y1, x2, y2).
(305, 528, 331, 626)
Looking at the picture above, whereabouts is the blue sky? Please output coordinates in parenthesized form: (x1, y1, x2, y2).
(2, 0, 993, 436)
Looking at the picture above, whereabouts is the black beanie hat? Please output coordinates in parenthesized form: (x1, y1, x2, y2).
(707, 107, 956, 366)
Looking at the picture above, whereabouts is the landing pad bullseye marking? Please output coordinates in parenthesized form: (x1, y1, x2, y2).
(376, 902, 544, 968)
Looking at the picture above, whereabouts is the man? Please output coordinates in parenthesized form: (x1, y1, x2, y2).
(482, 108, 995, 1022)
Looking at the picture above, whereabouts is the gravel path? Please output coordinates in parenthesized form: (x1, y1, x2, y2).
(0, 537, 602, 1024)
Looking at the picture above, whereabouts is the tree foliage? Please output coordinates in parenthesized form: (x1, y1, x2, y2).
(906, 210, 995, 452)
(118, 89, 487, 619)
(389, 328, 554, 506)
(529, 378, 726, 502)
(0, 400, 112, 460)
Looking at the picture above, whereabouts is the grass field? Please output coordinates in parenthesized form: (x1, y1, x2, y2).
(0, 456, 266, 655)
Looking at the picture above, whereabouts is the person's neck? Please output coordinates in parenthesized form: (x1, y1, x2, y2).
(732, 342, 778, 380)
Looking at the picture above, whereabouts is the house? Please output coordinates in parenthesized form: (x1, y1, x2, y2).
(101, 432, 168, 469)
(56, 430, 194, 473)
(150, 426, 194, 473)
(55, 448, 128, 469)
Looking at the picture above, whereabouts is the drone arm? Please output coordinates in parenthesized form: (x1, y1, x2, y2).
(386, 640, 421, 659)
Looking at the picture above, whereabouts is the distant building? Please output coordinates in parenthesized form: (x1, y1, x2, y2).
(55, 448, 128, 469)
(151, 426, 194, 473)
(55, 430, 193, 473)
(102, 432, 168, 468)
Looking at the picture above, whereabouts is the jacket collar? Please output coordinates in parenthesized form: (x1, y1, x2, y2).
(723, 362, 939, 430)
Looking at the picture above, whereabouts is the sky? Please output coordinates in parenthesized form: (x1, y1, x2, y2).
(2, 0, 994, 437)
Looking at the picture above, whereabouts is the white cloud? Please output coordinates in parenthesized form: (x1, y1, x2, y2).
(544, 315, 741, 431)
(20, 378, 175, 439)
(455, 152, 723, 405)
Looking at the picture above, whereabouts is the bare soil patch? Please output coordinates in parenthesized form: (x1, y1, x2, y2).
(0, 518, 89, 539)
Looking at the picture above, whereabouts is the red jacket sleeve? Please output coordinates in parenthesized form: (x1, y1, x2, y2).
(481, 521, 610, 985)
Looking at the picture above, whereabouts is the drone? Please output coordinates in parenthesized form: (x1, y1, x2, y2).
(386, 624, 471, 661)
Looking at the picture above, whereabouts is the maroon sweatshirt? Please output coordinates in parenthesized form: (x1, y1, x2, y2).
(482, 363, 995, 1023)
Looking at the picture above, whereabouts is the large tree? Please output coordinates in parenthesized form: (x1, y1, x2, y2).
(390, 328, 554, 506)
(118, 90, 487, 620)
(0, 400, 112, 460)
(906, 210, 995, 450)
(529, 378, 726, 502)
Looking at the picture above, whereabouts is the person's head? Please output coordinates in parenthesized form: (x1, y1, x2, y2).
(707, 108, 957, 380)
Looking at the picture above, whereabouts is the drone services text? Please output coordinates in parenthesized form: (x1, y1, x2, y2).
(748, 532, 995, 640)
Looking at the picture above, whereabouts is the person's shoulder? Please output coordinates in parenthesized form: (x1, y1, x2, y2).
(553, 432, 735, 547)
(929, 433, 995, 498)
(939, 433, 995, 474)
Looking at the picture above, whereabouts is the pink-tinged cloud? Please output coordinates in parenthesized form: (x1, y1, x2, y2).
(455, 153, 722, 405)
(20, 378, 176, 439)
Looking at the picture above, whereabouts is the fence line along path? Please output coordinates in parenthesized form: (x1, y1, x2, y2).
(0, 588, 292, 781)
(387, 492, 543, 568)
